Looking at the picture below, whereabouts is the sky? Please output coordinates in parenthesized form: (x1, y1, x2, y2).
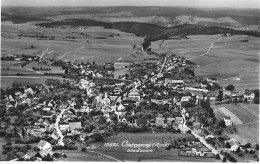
(1, 0, 260, 9)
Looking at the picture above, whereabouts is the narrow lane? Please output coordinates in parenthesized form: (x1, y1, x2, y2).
(187, 36, 222, 60)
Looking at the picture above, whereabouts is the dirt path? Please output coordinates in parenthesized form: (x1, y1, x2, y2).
(40, 47, 49, 59)
(188, 36, 222, 60)
(60, 46, 87, 59)
(85, 150, 122, 162)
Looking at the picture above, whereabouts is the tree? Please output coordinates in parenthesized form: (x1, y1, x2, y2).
(255, 144, 259, 150)
(92, 133, 103, 142)
(218, 119, 226, 128)
(245, 142, 251, 148)
(65, 68, 69, 74)
(226, 142, 231, 148)
(30, 45, 34, 49)
(225, 85, 235, 91)
(223, 157, 227, 162)
(215, 154, 220, 159)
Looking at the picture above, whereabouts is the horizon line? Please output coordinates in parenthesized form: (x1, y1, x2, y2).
(1, 5, 260, 10)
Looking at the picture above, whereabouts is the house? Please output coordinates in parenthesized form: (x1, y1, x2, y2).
(51, 132, 59, 140)
(38, 140, 52, 150)
(102, 92, 110, 106)
(155, 117, 164, 126)
(181, 96, 191, 102)
(226, 138, 239, 151)
(114, 60, 132, 70)
(223, 116, 232, 126)
(175, 117, 184, 125)
(43, 107, 51, 112)
(60, 124, 70, 131)
(165, 78, 184, 85)
(243, 91, 255, 101)
(36, 150, 53, 158)
(191, 148, 213, 157)
(69, 122, 82, 130)
(23, 150, 37, 160)
(135, 118, 148, 126)
(9, 100, 17, 108)
(128, 88, 140, 101)
(166, 118, 175, 125)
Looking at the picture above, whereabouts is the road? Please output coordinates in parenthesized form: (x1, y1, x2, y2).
(85, 150, 122, 162)
(187, 36, 222, 60)
(55, 106, 70, 145)
(189, 128, 224, 160)
(60, 46, 87, 59)
(113, 56, 168, 105)
(40, 47, 49, 59)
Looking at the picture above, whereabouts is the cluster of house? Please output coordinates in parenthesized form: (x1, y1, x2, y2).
(2, 52, 258, 161)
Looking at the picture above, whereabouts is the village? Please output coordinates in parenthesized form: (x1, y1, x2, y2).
(0, 51, 259, 162)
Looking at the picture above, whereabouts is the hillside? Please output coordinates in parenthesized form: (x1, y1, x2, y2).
(2, 6, 260, 27)
(36, 19, 260, 43)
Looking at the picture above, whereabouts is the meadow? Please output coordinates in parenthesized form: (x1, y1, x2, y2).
(212, 103, 259, 144)
(152, 35, 260, 92)
(87, 132, 217, 162)
(1, 24, 145, 65)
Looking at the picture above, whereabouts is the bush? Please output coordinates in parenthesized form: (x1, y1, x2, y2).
(215, 154, 220, 159)
(15, 139, 25, 144)
(223, 157, 227, 162)
(6, 142, 12, 146)
(225, 142, 231, 148)
(237, 152, 244, 157)
(228, 156, 237, 162)
(245, 142, 251, 148)
(62, 153, 67, 158)
(253, 155, 258, 158)
(81, 147, 86, 152)
(249, 150, 255, 154)
(53, 152, 60, 158)
(256, 144, 259, 150)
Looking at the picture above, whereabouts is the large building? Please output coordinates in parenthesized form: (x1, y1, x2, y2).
(114, 57, 132, 70)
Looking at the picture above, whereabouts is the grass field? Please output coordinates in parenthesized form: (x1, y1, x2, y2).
(0, 75, 67, 89)
(87, 132, 217, 162)
(212, 103, 259, 144)
(1, 25, 145, 65)
(152, 35, 260, 92)
(57, 150, 115, 161)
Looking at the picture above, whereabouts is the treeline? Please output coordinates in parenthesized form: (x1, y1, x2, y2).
(36, 19, 260, 45)
(1, 13, 50, 24)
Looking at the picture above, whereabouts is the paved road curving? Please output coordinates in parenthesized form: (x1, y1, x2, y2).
(55, 107, 70, 145)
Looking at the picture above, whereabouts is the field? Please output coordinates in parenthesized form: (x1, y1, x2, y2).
(0, 76, 67, 89)
(212, 103, 259, 144)
(152, 35, 260, 92)
(1, 23, 146, 65)
(57, 150, 115, 161)
(87, 132, 218, 162)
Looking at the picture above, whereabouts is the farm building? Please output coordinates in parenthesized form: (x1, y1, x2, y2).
(38, 140, 52, 150)
(164, 78, 184, 85)
(128, 88, 141, 101)
(225, 138, 240, 151)
(114, 60, 132, 70)
(223, 116, 232, 126)
(69, 122, 82, 129)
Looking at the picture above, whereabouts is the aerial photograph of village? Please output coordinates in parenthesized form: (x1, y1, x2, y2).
(0, 0, 259, 162)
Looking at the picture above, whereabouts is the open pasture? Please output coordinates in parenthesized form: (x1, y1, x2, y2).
(0, 75, 66, 89)
(1, 25, 145, 64)
(57, 150, 114, 161)
(94, 132, 195, 152)
(91, 132, 217, 162)
(152, 35, 260, 91)
(212, 103, 259, 144)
